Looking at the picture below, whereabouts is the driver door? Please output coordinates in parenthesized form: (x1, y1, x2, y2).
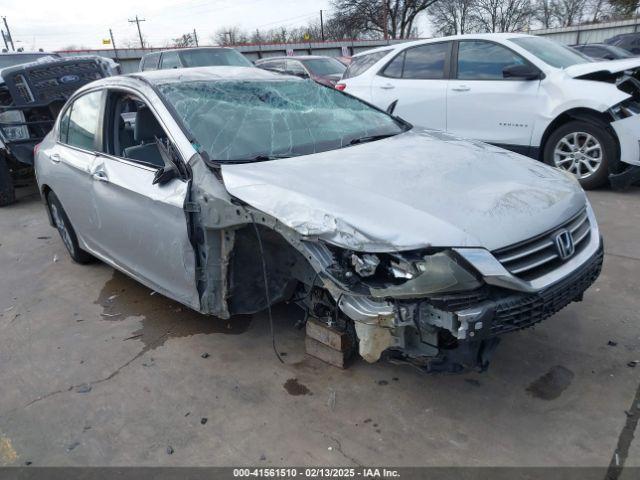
(89, 89, 199, 309)
(446, 40, 541, 149)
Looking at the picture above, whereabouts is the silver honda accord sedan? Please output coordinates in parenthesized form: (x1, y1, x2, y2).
(34, 66, 603, 373)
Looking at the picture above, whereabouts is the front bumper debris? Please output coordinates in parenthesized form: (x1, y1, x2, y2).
(610, 165, 640, 190)
(341, 240, 604, 373)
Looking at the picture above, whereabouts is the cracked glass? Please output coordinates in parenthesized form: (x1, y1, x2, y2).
(157, 78, 407, 162)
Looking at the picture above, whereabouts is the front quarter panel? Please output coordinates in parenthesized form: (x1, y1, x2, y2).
(531, 72, 629, 146)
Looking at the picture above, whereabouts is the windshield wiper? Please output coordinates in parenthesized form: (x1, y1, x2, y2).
(348, 133, 397, 146)
(251, 154, 293, 161)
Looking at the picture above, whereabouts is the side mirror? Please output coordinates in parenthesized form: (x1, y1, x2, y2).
(152, 137, 182, 185)
(386, 99, 398, 115)
(503, 64, 541, 80)
(603, 54, 615, 60)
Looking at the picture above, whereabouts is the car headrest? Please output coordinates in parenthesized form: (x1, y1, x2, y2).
(134, 107, 164, 142)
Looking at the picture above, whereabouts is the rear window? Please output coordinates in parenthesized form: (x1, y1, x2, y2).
(178, 49, 252, 68)
(0, 54, 54, 69)
(343, 50, 391, 79)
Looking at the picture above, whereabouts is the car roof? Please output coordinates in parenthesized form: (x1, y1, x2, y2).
(352, 32, 534, 57)
(119, 66, 301, 85)
(256, 55, 335, 62)
(142, 46, 236, 57)
(0, 51, 57, 56)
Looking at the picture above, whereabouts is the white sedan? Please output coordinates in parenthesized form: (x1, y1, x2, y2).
(337, 33, 640, 190)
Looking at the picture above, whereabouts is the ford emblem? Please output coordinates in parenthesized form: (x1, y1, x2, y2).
(59, 74, 80, 84)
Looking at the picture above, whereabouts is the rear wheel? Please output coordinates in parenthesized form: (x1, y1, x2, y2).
(47, 191, 94, 264)
(543, 120, 615, 190)
(0, 156, 16, 206)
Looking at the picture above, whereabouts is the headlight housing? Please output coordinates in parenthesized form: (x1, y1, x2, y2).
(346, 249, 482, 298)
(0, 110, 29, 141)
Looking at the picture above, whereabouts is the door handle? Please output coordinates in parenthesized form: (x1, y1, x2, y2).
(452, 85, 470, 92)
(92, 171, 109, 183)
(380, 83, 395, 90)
(50, 153, 61, 163)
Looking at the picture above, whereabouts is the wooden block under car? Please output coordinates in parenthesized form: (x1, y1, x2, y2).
(305, 318, 349, 351)
(305, 337, 348, 369)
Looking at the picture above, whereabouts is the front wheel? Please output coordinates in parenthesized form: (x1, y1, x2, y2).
(543, 120, 615, 190)
(0, 156, 16, 206)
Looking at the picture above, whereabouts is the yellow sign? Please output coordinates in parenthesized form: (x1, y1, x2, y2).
(303, 33, 310, 41)
(102, 39, 111, 45)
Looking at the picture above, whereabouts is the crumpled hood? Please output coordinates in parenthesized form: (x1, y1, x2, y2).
(221, 129, 586, 252)
(565, 58, 640, 78)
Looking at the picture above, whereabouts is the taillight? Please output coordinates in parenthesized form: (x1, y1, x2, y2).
(33, 142, 41, 157)
(335, 83, 346, 91)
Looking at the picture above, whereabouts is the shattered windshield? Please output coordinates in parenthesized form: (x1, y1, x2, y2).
(157, 79, 407, 162)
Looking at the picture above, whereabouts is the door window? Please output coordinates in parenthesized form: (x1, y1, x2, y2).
(381, 43, 449, 79)
(106, 91, 170, 169)
(259, 59, 285, 72)
(457, 41, 527, 80)
(64, 91, 103, 151)
(343, 50, 390, 79)
(382, 52, 405, 78)
(142, 52, 161, 71)
(160, 51, 181, 69)
(400, 43, 450, 79)
(285, 60, 307, 76)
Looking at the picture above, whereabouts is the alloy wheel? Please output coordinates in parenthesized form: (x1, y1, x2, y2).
(553, 131, 603, 179)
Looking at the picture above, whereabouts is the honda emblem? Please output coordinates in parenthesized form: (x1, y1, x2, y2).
(554, 229, 575, 260)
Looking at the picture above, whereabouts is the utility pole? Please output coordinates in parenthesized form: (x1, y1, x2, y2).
(193, 28, 199, 47)
(320, 10, 325, 42)
(109, 28, 119, 61)
(1, 31, 8, 51)
(128, 15, 146, 48)
(2, 17, 15, 51)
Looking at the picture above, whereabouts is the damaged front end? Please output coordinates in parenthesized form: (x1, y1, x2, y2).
(576, 65, 640, 188)
(185, 150, 603, 374)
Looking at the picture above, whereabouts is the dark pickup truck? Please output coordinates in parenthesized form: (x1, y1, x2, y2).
(0, 52, 118, 205)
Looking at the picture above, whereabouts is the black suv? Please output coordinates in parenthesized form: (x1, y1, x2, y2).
(0, 52, 117, 205)
(604, 33, 640, 55)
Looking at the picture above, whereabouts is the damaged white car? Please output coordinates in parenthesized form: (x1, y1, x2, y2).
(337, 33, 640, 190)
(35, 67, 603, 373)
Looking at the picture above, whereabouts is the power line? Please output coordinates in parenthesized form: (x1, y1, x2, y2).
(128, 15, 146, 48)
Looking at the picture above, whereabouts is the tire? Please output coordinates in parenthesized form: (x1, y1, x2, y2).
(543, 120, 615, 190)
(47, 191, 94, 264)
(0, 156, 16, 207)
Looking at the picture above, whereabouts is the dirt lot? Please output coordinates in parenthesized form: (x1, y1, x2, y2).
(0, 185, 638, 469)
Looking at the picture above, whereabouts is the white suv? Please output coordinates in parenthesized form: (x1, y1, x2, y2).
(337, 33, 640, 190)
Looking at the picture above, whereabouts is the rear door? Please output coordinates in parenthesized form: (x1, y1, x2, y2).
(89, 89, 199, 308)
(370, 42, 451, 131)
(47, 90, 104, 250)
(446, 40, 540, 149)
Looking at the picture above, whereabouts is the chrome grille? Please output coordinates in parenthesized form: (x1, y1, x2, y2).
(493, 208, 591, 281)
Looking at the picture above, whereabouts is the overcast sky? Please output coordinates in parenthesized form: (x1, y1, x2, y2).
(1, 0, 431, 52)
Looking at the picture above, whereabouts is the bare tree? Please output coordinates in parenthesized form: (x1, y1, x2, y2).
(607, 0, 639, 17)
(171, 32, 197, 48)
(533, 0, 556, 27)
(551, 0, 586, 26)
(472, 0, 533, 32)
(211, 26, 249, 46)
(429, 0, 478, 35)
(331, 0, 438, 39)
